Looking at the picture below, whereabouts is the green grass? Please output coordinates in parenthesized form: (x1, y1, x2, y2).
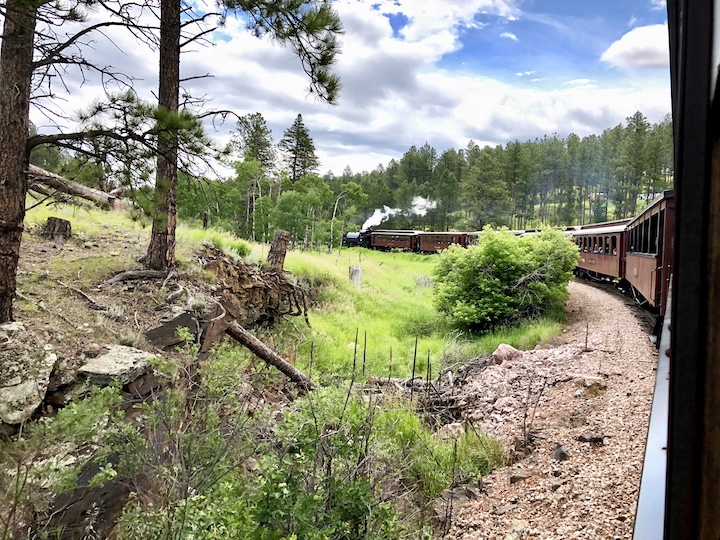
(24, 198, 145, 239)
(256, 246, 564, 381)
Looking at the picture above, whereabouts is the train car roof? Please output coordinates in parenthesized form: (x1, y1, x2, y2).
(417, 231, 467, 235)
(573, 224, 628, 236)
(579, 218, 632, 230)
(626, 189, 675, 228)
(370, 229, 421, 236)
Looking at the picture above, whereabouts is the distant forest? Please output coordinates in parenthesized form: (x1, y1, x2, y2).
(32, 110, 673, 249)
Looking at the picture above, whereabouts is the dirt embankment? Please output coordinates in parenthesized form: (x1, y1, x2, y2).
(446, 280, 657, 540)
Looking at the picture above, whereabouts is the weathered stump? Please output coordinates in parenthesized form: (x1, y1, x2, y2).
(267, 229, 290, 271)
(349, 265, 362, 288)
(42, 217, 72, 245)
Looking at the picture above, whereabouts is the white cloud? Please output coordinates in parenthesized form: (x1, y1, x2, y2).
(600, 24, 669, 69)
(650, 0, 667, 11)
(368, 0, 520, 43)
(516, 70, 536, 77)
(564, 78, 593, 85)
(500, 31, 518, 41)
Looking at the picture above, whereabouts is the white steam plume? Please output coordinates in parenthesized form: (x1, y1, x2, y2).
(360, 197, 438, 230)
(362, 206, 401, 230)
(411, 196, 437, 216)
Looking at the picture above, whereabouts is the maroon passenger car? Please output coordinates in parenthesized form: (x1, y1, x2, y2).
(624, 190, 675, 316)
(417, 232, 468, 252)
(573, 220, 631, 279)
(369, 230, 419, 251)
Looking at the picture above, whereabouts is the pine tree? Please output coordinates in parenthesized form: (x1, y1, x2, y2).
(233, 112, 276, 170)
(279, 114, 319, 183)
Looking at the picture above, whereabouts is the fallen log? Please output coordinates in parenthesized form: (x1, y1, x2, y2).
(101, 269, 169, 287)
(226, 321, 316, 391)
(27, 164, 129, 210)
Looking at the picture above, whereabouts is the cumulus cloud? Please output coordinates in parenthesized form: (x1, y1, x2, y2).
(500, 32, 518, 41)
(367, 0, 520, 43)
(600, 24, 670, 68)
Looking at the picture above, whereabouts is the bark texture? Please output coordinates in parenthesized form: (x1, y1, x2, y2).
(226, 321, 316, 391)
(28, 164, 126, 209)
(42, 217, 72, 244)
(0, 0, 37, 322)
(144, 0, 180, 270)
(266, 229, 290, 271)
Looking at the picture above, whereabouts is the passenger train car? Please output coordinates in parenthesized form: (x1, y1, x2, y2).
(571, 190, 675, 318)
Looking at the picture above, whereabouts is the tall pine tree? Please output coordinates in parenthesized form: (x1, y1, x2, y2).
(279, 113, 319, 183)
(233, 112, 276, 170)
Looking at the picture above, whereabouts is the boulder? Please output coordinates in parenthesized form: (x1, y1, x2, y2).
(435, 422, 464, 440)
(552, 444, 570, 461)
(79, 345, 157, 386)
(492, 343, 522, 365)
(0, 322, 56, 425)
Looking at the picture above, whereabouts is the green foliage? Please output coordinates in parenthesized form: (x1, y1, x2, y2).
(232, 112, 276, 170)
(433, 229, 578, 330)
(279, 114, 320, 183)
(0, 387, 138, 538)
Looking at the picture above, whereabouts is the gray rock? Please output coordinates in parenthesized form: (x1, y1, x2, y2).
(0, 322, 56, 424)
(577, 432, 605, 444)
(492, 343, 522, 365)
(79, 345, 157, 386)
(510, 470, 533, 484)
(552, 444, 570, 461)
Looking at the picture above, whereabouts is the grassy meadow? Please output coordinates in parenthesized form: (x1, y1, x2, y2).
(22, 201, 563, 382)
(249, 244, 564, 382)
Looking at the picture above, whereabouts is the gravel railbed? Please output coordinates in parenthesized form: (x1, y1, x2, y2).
(446, 280, 657, 539)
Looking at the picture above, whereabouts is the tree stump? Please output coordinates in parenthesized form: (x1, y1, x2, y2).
(42, 217, 72, 246)
(267, 229, 290, 271)
(349, 265, 362, 288)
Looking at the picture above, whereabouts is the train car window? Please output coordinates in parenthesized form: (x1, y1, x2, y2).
(612, 236, 617, 256)
(650, 213, 659, 254)
(604, 236, 610, 254)
(643, 221, 649, 253)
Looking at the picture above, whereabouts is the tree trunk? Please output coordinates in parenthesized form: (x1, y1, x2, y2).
(0, 0, 37, 323)
(28, 164, 126, 209)
(329, 191, 345, 253)
(226, 321, 315, 391)
(266, 229, 290, 271)
(144, 0, 180, 271)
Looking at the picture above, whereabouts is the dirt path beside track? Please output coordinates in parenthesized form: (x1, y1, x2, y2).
(446, 280, 658, 540)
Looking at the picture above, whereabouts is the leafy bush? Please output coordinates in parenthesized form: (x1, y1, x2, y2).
(375, 408, 504, 498)
(433, 228, 578, 330)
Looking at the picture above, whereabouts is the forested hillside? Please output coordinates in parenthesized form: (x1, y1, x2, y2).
(33, 110, 673, 249)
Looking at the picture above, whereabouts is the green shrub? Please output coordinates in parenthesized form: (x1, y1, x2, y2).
(433, 228, 578, 330)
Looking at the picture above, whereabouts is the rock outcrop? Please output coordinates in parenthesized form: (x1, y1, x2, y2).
(0, 322, 56, 425)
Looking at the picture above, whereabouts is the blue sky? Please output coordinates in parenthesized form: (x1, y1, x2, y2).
(26, 0, 671, 177)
